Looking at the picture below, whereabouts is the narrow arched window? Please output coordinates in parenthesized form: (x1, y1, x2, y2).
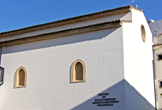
(71, 59, 86, 83)
(14, 66, 27, 88)
(75, 62, 83, 80)
(19, 69, 25, 86)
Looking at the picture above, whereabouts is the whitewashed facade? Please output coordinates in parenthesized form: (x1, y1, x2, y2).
(0, 6, 155, 110)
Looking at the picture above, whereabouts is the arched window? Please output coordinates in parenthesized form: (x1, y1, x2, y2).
(14, 66, 27, 88)
(19, 69, 25, 86)
(71, 59, 86, 83)
(75, 62, 83, 80)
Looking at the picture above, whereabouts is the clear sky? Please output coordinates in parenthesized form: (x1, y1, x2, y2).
(0, 0, 162, 32)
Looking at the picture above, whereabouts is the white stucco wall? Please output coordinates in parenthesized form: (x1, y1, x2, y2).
(123, 9, 155, 110)
(0, 12, 132, 42)
(0, 27, 126, 110)
(0, 8, 155, 110)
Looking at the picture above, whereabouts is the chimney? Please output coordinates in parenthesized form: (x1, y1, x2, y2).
(136, 4, 138, 8)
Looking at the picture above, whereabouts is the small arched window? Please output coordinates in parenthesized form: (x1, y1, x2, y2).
(14, 66, 27, 88)
(71, 59, 86, 83)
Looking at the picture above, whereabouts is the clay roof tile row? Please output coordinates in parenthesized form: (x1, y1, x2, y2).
(0, 19, 131, 46)
(0, 5, 133, 36)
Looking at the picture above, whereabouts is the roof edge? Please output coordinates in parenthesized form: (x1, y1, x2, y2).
(0, 5, 138, 38)
(0, 20, 131, 47)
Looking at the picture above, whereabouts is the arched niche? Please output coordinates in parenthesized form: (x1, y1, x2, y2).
(71, 59, 86, 83)
(14, 66, 27, 88)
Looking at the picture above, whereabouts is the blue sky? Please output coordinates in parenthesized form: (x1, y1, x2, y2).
(0, 0, 162, 32)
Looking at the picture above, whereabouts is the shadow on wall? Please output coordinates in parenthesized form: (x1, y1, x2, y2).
(2, 28, 118, 54)
(70, 80, 155, 110)
(124, 80, 155, 110)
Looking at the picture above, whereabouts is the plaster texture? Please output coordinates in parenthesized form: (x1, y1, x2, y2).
(0, 28, 125, 110)
(123, 9, 155, 110)
(0, 8, 155, 110)
(153, 35, 162, 109)
(154, 47, 162, 109)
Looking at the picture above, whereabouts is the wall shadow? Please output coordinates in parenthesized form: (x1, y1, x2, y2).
(70, 79, 155, 110)
(124, 80, 155, 110)
(2, 28, 118, 54)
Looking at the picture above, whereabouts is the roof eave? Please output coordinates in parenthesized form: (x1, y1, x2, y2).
(0, 20, 131, 47)
(0, 5, 138, 38)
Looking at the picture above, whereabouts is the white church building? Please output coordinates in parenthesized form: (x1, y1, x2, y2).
(0, 5, 155, 110)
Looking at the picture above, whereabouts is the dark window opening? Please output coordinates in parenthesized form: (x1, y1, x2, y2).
(158, 54, 162, 60)
(160, 81, 162, 87)
(159, 81, 162, 88)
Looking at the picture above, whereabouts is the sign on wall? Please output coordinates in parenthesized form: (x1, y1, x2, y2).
(92, 93, 119, 107)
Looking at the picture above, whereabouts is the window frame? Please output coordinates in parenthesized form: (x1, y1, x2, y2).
(71, 59, 86, 83)
(14, 66, 27, 88)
